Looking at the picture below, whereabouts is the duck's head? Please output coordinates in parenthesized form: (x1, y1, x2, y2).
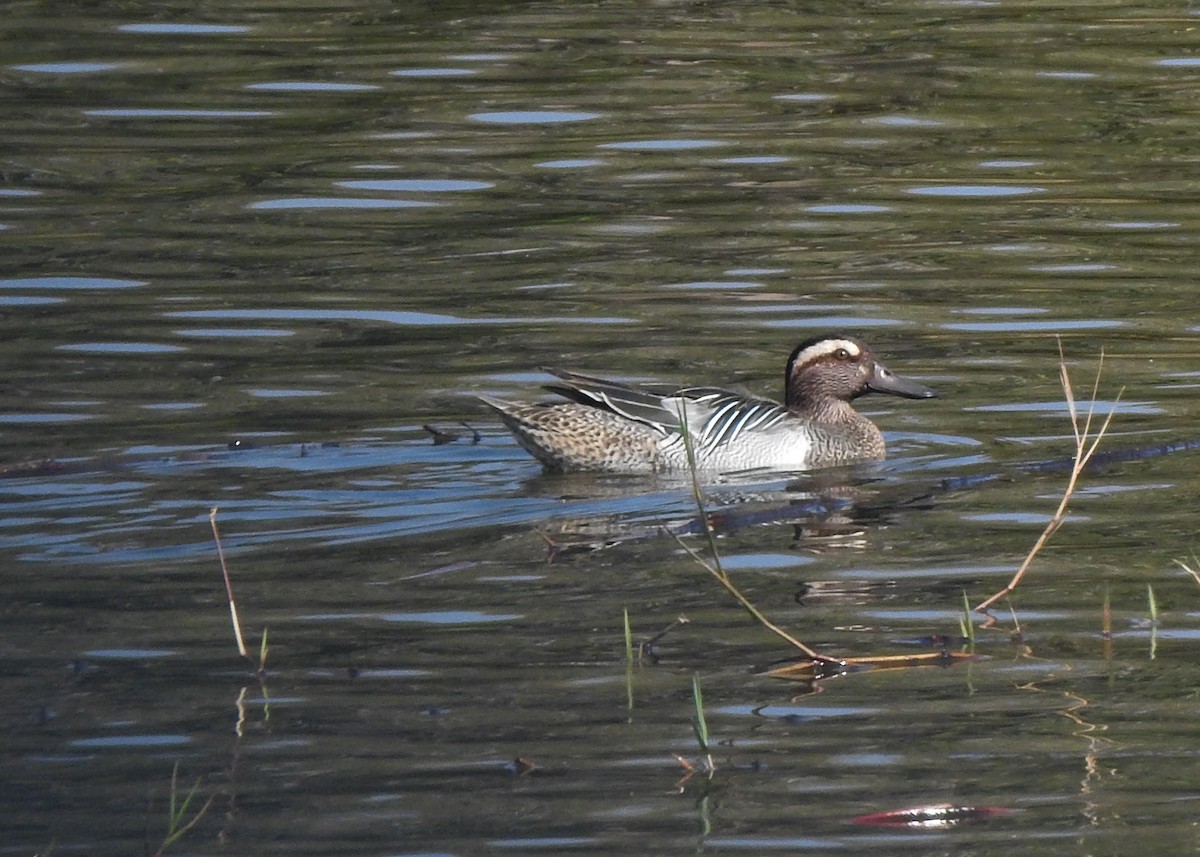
(785, 335, 938, 406)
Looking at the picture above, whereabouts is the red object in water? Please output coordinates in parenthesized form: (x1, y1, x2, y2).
(849, 803, 1016, 828)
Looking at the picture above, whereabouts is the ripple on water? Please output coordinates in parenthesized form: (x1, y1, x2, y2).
(774, 92, 834, 102)
(1035, 70, 1098, 79)
(719, 155, 791, 164)
(245, 81, 380, 92)
(118, 23, 250, 35)
(0, 296, 66, 306)
(247, 389, 328, 398)
(249, 198, 439, 210)
(662, 280, 763, 291)
(173, 328, 293, 338)
(535, 158, 604, 169)
(966, 399, 1156, 416)
(165, 308, 632, 326)
(863, 115, 944, 127)
(0, 277, 146, 289)
(1104, 221, 1179, 230)
(720, 553, 815, 570)
(392, 67, 477, 77)
(469, 110, 600, 123)
(805, 203, 891, 213)
(0, 413, 92, 424)
(763, 316, 901, 329)
(943, 319, 1123, 332)
(953, 307, 1049, 315)
(448, 53, 513, 61)
(13, 62, 123, 73)
(905, 184, 1045, 197)
(70, 735, 191, 749)
(335, 179, 494, 192)
(85, 109, 273, 119)
(599, 138, 727, 151)
(1028, 263, 1116, 273)
(58, 342, 185, 354)
(716, 703, 879, 720)
(298, 610, 521, 624)
(490, 838, 597, 850)
(84, 648, 175, 659)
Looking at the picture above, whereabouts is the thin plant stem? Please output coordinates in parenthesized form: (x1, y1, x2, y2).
(691, 673, 714, 774)
(960, 591, 975, 650)
(670, 534, 836, 663)
(623, 608, 634, 711)
(257, 626, 270, 674)
(974, 343, 1122, 614)
(671, 402, 841, 665)
(1174, 555, 1200, 587)
(691, 674, 710, 754)
(209, 507, 248, 659)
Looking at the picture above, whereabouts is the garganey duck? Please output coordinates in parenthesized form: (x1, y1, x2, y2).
(479, 334, 937, 474)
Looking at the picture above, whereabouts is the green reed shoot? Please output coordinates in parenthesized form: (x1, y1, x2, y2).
(697, 793, 713, 838)
(691, 674, 714, 772)
(155, 763, 215, 856)
(960, 590, 976, 651)
(691, 674, 709, 753)
(258, 626, 270, 675)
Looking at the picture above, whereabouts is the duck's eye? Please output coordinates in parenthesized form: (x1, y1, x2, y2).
(834, 348, 850, 360)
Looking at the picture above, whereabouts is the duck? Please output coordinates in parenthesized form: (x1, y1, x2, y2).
(478, 334, 937, 474)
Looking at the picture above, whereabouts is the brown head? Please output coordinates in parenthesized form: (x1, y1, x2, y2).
(784, 335, 938, 413)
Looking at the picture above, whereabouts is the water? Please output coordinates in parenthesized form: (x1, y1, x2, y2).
(4, 1, 1200, 854)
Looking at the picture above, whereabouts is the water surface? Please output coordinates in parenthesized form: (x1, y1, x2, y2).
(3, 1, 1200, 854)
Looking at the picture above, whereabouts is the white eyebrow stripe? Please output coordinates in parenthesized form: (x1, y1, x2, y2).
(793, 337, 861, 365)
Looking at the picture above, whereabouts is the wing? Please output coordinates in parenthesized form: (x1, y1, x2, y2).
(542, 369, 682, 435)
(543, 369, 789, 446)
(669, 388, 792, 446)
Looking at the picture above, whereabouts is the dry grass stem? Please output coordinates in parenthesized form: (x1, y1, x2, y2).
(669, 534, 838, 663)
(672, 402, 842, 666)
(210, 507, 248, 659)
(973, 342, 1122, 614)
(1174, 556, 1200, 587)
